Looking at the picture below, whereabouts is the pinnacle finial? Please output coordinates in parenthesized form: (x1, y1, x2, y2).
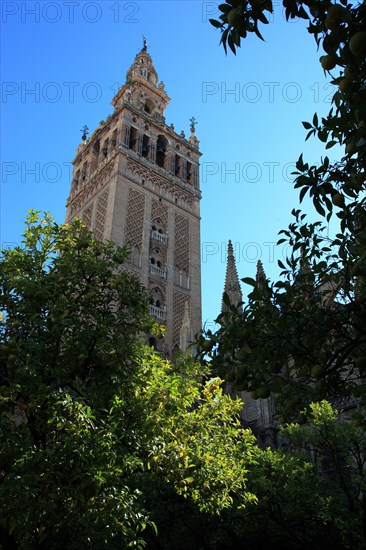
(222, 240, 243, 313)
(190, 117, 197, 133)
(80, 125, 89, 142)
(256, 259, 266, 282)
(299, 248, 311, 276)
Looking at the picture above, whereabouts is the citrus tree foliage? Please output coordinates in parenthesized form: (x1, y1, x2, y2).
(217, 401, 365, 549)
(238, 443, 361, 549)
(142, 410, 363, 550)
(201, 1, 366, 419)
(282, 401, 366, 546)
(0, 213, 258, 549)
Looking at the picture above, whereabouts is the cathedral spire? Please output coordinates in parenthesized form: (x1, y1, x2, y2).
(222, 240, 243, 312)
(298, 249, 311, 277)
(256, 259, 266, 283)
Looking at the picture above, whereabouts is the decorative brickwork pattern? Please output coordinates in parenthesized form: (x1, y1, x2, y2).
(94, 188, 109, 241)
(126, 159, 197, 209)
(124, 188, 145, 248)
(174, 213, 190, 271)
(82, 204, 93, 230)
(151, 199, 168, 230)
(173, 291, 191, 346)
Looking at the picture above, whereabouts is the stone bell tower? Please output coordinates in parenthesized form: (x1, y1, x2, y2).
(65, 41, 202, 358)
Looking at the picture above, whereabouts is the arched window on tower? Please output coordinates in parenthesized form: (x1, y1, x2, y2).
(187, 161, 193, 184)
(175, 155, 181, 178)
(111, 128, 117, 148)
(90, 140, 100, 173)
(151, 218, 168, 246)
(150, 246, 166, 279)
(144, 98, 155, 114)
(129, 127, 138, 151)
(102, 138, 109, 158)
(174, 268, 190, 289)
(149, 287, 166, 321)
(193, 167, 199, 188)
(73, 169, 80, 189)
(156, 136, 167, 168)
(142, 134, 150, 158)
(151, 286, 163, 304)
(81, 161, 88, 181)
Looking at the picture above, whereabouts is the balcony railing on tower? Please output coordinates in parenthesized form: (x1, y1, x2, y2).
(150, 264, 167, 279)
(151, 229, 168, 245)
(149, 304, 167, 321)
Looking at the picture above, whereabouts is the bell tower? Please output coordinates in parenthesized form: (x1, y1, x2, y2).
(65, 42, 202, 358)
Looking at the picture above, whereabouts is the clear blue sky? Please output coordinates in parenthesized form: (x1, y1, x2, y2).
(1, 0, 342, 329)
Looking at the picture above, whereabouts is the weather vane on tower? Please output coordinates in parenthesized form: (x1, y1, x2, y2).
(80, 125, 89, 142)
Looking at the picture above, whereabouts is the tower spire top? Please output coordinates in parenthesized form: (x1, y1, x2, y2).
(222, 240, 243, 312)
(124, 40, 159, 87)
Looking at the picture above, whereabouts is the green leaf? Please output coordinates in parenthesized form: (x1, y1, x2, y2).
(241, 277, 256, 287)
(228, 33, 237, 54)
(313, 199, 325, 217)
(257, 12, 269, 24)
(299, 187, 308, 203)
(210, 19, 223, 29)
(219, 4, 231, 14)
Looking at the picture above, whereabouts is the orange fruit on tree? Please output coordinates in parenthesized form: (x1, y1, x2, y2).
(332, 193, 345, 207)
(349, 31, 366, 57)
(320, 54, 337, 70)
